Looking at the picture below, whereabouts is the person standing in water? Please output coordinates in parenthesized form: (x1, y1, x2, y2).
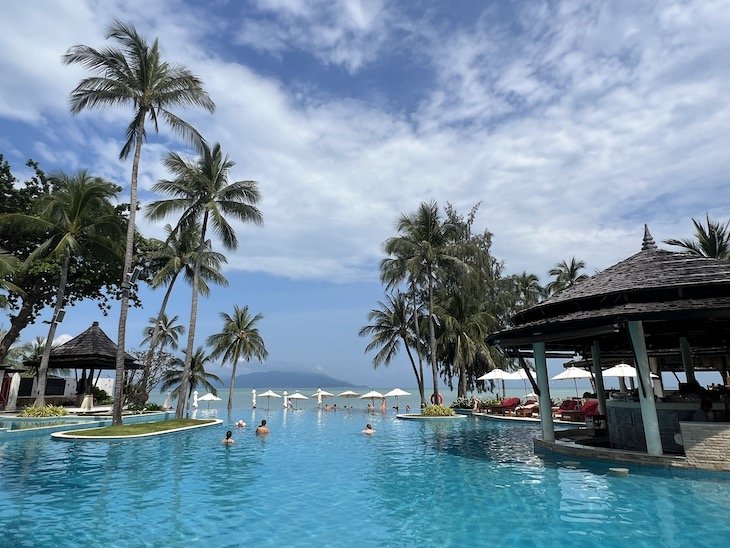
(256, 420, 270, 435)
(222, 430, 234, 444)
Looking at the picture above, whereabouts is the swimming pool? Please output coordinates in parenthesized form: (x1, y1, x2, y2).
(1, 407, 728, 546)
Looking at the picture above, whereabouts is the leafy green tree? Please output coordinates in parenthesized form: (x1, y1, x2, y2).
(0, 156, 124, 364)
(147, 142, 263, 417)
(137, 224, 226, 400)
(545, 257, 588, 296)
(665, 215, 730, 260)
(207, 305, 268, 412)
(0, 171, 121, 404)
(383, 201, 460, 403)
(159, 347, 222, 403)
(63, 20, 215, 425)
(359, 291, 425, 402)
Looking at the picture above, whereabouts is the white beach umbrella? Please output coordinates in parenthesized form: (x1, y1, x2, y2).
(197, 392, 221, 409)
(507, 369, 537, 396)
(337, 390, 359, 398)
(478, 369, 512, 398)
(258, 389, 281, 410)
(360, 390, 384, 407)
(602, 363, 658, 379)
(288, 392, 308, 409)
(552, 367, 593, 397)
(251, 389, 257, 409)
(384, 388, 410, 409)
(311, 388, 334, 407)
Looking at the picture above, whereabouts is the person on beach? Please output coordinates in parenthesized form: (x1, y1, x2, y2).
(256, 419, 270, 435)
(222, 430, 234, 444)
(363, 424, 375, 435)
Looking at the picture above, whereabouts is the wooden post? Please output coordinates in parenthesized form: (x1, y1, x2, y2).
(533, 341, 555, 443)
(591, 341, 607, 416)
(628, 320, 663, 455)
(680, 336, 697, 385)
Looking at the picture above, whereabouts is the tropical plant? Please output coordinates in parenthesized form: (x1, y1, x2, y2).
(359, 292, 425, 401)
(207, 305, 268, 412)
(0, 171, 121, 405)
(545, 257, 588, 296)
(0, 156, 124, 365)
(63, 19, 215, 425)
(420, 404, 455, 417)
(383, 200, 460, 403)
(665, 215, 730, 260)
(19, 404, 68, 417)
(511, 271, 543, 309)
(159, 347, 222, 403)
(147, 142, 263, 418)
(137, 224, 226, 400)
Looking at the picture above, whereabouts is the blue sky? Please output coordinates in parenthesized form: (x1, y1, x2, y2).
(1, 0, 729, 388)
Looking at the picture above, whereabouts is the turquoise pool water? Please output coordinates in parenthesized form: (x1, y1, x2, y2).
(1, 407, 729, 547)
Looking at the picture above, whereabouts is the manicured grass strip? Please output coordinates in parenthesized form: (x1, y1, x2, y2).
(66, 419, 217, 437)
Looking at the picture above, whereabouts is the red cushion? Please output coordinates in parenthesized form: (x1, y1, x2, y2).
(558, 400, 578, 411)
(501, 397, 521, 407)
(582, 400, 599, 416)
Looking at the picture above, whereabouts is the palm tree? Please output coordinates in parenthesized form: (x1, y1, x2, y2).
(147, 142, 263, 417)
(159, 347, 222, 403)
(545, 257, 588, 296)
(138, 224, 227, 399)
(0, 248, 21, 308)
(512, 271, 543, 309)
(142, 313, 184, 357)
(63, 20, 215, 425)
(359, 292, 425, 402)
(0, 172, 121, 405)
(665, 215, 730, 260)
(436, 293, 492, 397)
(383, 201, 460, 404)
(207, 305, 268, 412)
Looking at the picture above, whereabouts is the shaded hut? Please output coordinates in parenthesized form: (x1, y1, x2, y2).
(489, 227, 730, 470)
(23, 321, 138, 400)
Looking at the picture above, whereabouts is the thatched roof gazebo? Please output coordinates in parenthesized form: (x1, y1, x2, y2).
(489, 227, 730, 469)
(23, 321, 139, 399)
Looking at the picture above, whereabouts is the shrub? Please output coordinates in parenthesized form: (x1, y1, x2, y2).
(421, 404, 455, 417)
(91, 386, 113, 405)
(144, 403, 165, 412)
(19, 405, 69, 417)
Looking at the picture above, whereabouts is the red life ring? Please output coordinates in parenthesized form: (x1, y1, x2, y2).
(430, 393, 443, 405)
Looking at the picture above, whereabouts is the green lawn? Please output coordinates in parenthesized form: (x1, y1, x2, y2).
(66, 419, 217, 437)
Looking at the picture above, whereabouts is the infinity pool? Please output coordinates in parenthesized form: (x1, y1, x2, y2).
(1, 407, 728, 547)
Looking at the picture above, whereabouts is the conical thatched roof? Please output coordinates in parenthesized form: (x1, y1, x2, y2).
(24, 321, 138, 370)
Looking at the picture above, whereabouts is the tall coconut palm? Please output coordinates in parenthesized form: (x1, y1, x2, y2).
(359, 291, 425, 402)
(512, 271, 543, 309)
(159, 347, 222, 403)
(138, 224, 227, 399)
(436, 293, 492, 398)
(545, 257, 588, 296)
(383, 201, 460, 404)
(63, 20, 215, 425)
(207, 305, 268, 412)
(142, 313, 184, 356)
(0, 172, 121, 405)
(665, 215, 730, 260)
(147, 142, 263, 417)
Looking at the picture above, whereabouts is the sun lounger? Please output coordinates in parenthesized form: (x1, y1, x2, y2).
(560, 399, 599, 422)
(551, 399, 578, 417)
(485, 397, 521, 415)
(514, 402, 539, 417)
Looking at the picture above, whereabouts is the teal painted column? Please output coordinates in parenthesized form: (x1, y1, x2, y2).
(680, 337, 697, 385)
(628, 320, 663, 455)
(533, 341, 555, 442)
(590, 342, 607, 416)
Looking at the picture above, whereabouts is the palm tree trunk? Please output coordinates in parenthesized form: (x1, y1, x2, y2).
(176, 212, 208, 418)
(34, 253, 70, 406)
(458, 360, 466, 398)
(227, 361, 237, 413)
(113, 124, 143, 426)
(402, 337, 424, 403)
(140, 272, 180, 401)
(0, 297, 35, 364)
(410, 282, 426, 407)
(427, 267, 440, 403)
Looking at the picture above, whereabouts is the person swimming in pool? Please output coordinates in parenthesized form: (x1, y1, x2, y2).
(256, 420, 269, 435)
(222, 430, 234, 444)
(362, 424, 375, 435)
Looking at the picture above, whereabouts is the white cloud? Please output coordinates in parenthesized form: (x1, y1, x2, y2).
(2, 0, 730, 289)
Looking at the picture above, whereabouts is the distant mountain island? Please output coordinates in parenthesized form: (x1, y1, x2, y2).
(231, 370, 356, 388)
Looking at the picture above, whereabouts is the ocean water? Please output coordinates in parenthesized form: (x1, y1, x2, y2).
(1, 400, 729, 547)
